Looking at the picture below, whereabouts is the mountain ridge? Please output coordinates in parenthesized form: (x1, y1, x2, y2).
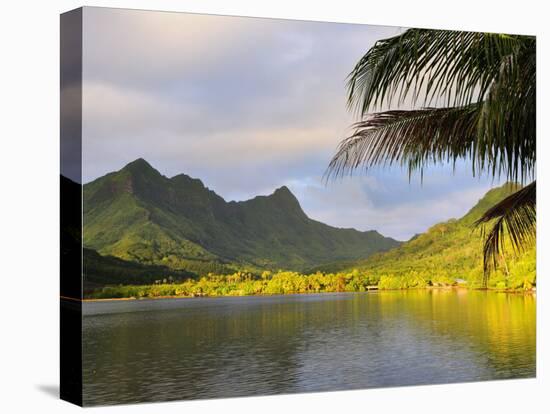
(307, 181, 535, 289)
(83, 159, 401, 277)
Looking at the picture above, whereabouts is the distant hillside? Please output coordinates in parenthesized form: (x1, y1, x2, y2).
(83, 159, 400, 279)
(83, 248, 196, 291)
(309, 183, 536, 289)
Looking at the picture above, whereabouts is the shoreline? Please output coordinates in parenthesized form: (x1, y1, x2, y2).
(81, 286, 535, 303)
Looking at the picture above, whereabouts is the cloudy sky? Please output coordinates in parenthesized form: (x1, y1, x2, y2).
(82, 7, 502, 240)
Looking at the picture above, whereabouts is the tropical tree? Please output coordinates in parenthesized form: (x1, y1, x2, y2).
(326, 29, 536, 286)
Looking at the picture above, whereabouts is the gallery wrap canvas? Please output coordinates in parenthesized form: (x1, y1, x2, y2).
(60, 6, 536, 407)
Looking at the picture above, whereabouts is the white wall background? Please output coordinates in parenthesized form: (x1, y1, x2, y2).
(0, 0, 548, 412)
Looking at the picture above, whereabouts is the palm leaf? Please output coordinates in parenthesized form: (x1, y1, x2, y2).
(348, 28, 531, 114)
(333, 28, 536, 280)
(475, 181, 536, 284)
(330, 30, 535, 183)
(326, 105, 481, 180)
(476, 38, 536, 183)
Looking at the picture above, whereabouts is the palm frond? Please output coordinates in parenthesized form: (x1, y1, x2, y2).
(476, 181, 536, 281)
(335, 27, 536, 282)
(331, 34, 535, 184)
(475, 37, 536, 183)
(348, 29, 531, 115)
(326, 105, 480, 180)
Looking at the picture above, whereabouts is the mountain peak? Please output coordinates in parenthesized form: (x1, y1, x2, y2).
(119, 159, 164, 185)
(84, 160, 401, 273)
(122, 158, 156, 172)
(273, 185, 292, 196)
(271, 185, 300, 204)
(171, 173, 209, 193)
(264, 185, 307, 216)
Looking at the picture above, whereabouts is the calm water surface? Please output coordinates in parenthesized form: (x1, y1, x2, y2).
(82, 290, 536, 405)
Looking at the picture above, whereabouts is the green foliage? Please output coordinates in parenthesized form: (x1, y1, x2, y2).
(86, 246, 535, 299)
(378, 272, 428, 289)
(83, 159, 400, 290)
(83, 248, 195, 292)
(476, 182, 536, 275)
(507, 249, 536, 290)
(336, 183, 536, 290)
(86, 270, 382, 299)
(84, 179, 536, 298)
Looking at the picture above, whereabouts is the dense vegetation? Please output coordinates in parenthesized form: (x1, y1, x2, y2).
(87, 252, 534, 299)
(83, 248, 196, 291)
(86, 182, 535, 299)
(83, 158, 399, 290)
(88, 270, 374, 299)
(312, 183, 536, 290)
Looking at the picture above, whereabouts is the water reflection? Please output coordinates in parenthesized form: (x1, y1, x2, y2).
(83, 291, 535, 406)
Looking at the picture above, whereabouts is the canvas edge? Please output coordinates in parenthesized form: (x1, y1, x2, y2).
(60, 7, 83, 407)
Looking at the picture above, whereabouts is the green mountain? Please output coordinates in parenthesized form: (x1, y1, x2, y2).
(83, 247, 195, 290)
(83, 159, 400, 278)
(310, 182, 536, 289)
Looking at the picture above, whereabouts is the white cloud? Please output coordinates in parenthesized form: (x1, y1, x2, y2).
(79, 8, 500, 238)
(81, 11, 396, 183)
(83, 8, 268, 85)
